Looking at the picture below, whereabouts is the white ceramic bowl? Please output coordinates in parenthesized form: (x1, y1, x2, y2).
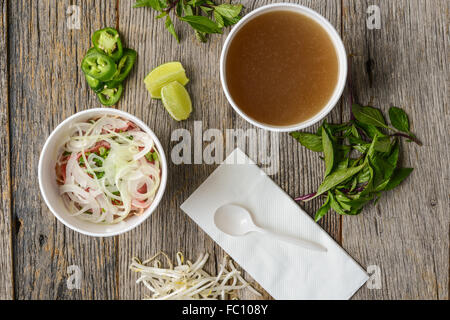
(220, 3, 347, 132)
(38, 108, 168, 237)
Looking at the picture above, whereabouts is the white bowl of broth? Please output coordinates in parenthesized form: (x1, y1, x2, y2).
(220, 3, 347, 132)
(38, 108, 168, 237)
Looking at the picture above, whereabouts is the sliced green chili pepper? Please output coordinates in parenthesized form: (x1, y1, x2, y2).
(84, 74, 104, 91)
(96, 84, 123, 106)
(92, 28, 123, 61)
(113, 48, 136, 81)
(82, 52, 116, 81)
(103, 48, 137, 88)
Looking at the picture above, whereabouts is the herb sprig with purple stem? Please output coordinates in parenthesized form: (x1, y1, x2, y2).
(290, 104, 421, 222)
(133, 0, 243, 43)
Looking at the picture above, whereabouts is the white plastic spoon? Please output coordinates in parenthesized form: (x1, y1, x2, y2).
(214, 204, 327, 252)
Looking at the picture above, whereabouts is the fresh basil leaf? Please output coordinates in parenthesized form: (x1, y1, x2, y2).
(334, 190, 353, 211)
(329, 192, 347, 215)
(180, 15, 222, 33)
(366, 134, 379, 159)
(314, 193, 331, 222)
(386, 140, 400, 167)
(384, 167, 413, 191)
(374, 136, 391, 152)
(352, 104, 388, 129)
(359, 165, 374, 196)
(353, 144, 369, 153)
(337, 158, 349, 170)
(349, 176, 358, 191)
(356, 122, 387, 140)
(214, 4, 243, 19)
(350, 124, 360, 138)
(356, 165, 372, 183)
(370, 156, 395, 191)
(290, 132, 323, 152)
(322, 128, 334, 177)
(348, 135, 388, 153)
(389, 106, 410, 133)
(312, 163, 366, 199)
(165, 15, 179, 42)
(347, 207, 364, 215)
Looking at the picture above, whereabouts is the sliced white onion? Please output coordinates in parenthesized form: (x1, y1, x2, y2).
(57, 116, 161, 224)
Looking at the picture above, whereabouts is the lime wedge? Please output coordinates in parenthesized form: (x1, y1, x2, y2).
(161, 81, 192, 121)
(144, 62, 189, 99)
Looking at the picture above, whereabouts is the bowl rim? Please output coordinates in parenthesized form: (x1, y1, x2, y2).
(219, 3, 348, 132)
(38, 108, 168, 237)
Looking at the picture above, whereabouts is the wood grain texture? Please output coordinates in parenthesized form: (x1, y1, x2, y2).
(116, 0, 342, 300)
(8, 0, 118, 299)
(0, 0, 14, 300)
(341, 0, 449, 299)
(2, 0, 448, 300)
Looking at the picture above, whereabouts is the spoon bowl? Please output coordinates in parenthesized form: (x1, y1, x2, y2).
(213, 204, 327, 252)
(214, 204, 258, 236)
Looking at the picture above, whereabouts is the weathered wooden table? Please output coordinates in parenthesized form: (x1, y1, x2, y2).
(0, 0, 447, 300)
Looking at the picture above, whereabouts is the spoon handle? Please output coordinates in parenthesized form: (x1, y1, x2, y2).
(257, 228, 327, 252)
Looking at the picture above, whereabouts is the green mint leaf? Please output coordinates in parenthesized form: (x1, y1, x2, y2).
(134, 0, 166, 11)
(290, 132, 323, 152)
(314, 193, 331, 222)
(389, 106, 410, 133)
(183, 3, 194, 16)
(195, 30, 207, 42)
(176, 0, 183, 16)
(156, 11, 168, 19)
(200, 6, 213, 13)
(322, 128, 334, 177)
(214, 10, 225, 28)
(384, 167, 413, 191)
(222, 15, 241, 27)
(187, 0, 203, 6)
(352, 104, 388, 129)
(133, 0, 153, 8)
(214, 4, 243, 19)
(312, 163, 366, 199)
(179, 15, 222, 34)
(165, 15, 180, 42)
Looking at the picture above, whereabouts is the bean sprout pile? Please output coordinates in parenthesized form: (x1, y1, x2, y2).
(55, 115, 161, 224)
(130, 252, 261, 300)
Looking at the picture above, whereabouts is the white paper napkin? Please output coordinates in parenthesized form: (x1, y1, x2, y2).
(180, 148, 368, 300)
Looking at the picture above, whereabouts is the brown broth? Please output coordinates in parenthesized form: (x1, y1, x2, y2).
(225, 10, 339, 126)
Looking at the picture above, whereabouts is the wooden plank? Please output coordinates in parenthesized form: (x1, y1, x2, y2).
(341, 0, 449, 299)
(0, 0, 14, 300)
(8, 0, 119, 299)
(117, 0, 342, 300)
